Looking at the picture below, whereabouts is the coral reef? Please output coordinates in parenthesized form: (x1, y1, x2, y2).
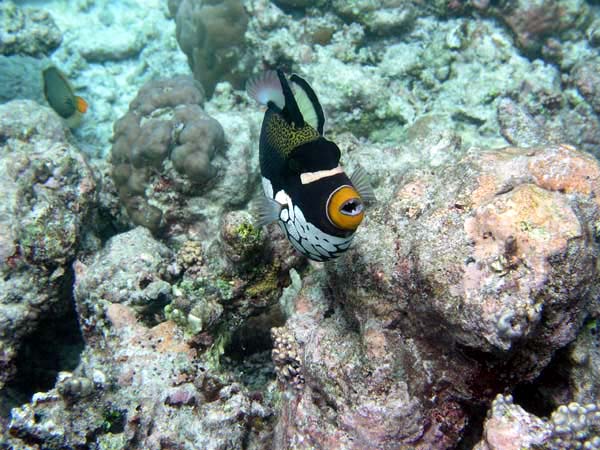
(20, 0, 191, 159)
(0, 1, 62, 57)
(495, 55, 600, 156)
(168, 0, 250, 96)
(572, 57, 600, 115)
(2, 0, 600, 448)
(6, 302, 273, 450)
(164, 210, 305, 340)
(0, 100, 96, 402)
(5, 205, 305, 449)
(474, 394, 600, 450)
(110, 75, 262, 245)
(331, 0, 417, 35)
(489, 0, 591, 57)
(272, 142, 600, 448)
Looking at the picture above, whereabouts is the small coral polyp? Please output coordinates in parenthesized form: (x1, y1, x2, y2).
(110, 76, 224, 233)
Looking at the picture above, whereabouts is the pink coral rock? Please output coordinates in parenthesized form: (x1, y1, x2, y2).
(275, 143, 600, 448)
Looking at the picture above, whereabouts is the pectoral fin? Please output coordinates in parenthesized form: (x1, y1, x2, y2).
(350, 165, 376, 203)
(254, 195, 283, 227)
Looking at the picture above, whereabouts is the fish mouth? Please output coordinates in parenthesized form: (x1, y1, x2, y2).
(326, 185, 365, 231)
(340, 198, 363, 216)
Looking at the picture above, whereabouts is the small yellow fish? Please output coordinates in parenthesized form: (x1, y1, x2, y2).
(42, 66, 88, 128)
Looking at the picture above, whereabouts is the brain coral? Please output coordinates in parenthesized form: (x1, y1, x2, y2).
(111, 76, 225, 233)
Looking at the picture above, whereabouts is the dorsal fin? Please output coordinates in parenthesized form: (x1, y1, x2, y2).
(246, 71, 285, 108)
(276, 69, 304, 128)
(290, 74, 325, 135)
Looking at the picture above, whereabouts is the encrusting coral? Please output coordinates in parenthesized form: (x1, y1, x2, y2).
(272, 141, 600, 449)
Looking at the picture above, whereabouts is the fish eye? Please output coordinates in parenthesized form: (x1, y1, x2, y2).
(326, 185, 364, 231)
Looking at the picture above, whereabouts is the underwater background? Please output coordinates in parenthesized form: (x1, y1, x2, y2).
(1, 0, 600, 448)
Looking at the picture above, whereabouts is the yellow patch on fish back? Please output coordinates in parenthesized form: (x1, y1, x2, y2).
(266, 113, 319, 156)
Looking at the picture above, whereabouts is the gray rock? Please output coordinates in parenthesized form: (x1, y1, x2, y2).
(497, 97, 547, 147)
(572, 57, 600, 115)
(76, 27, 145, 62)
(0, 55, 45, 105)
(73, 227, 173, 325)
(0, 100, 96, 392)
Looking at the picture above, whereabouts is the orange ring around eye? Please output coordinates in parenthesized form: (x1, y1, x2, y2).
(326, 185, 364, 231)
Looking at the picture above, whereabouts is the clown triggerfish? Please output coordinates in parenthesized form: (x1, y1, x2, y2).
(247, 69, 374, 261)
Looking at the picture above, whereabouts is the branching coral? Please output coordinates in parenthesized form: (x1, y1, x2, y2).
(271, 327, 304, 390)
